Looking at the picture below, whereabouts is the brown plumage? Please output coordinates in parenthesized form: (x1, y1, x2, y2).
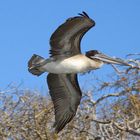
(47, 74, 82, 133)
(49, 11, 95, 58)
(47, 12, 95, 133)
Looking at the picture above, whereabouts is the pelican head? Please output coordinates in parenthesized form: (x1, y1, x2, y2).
(86, 50, 131, 66)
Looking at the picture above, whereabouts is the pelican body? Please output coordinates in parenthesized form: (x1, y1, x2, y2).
(28, 12, 131, 133)
(34, 54, 103, 74)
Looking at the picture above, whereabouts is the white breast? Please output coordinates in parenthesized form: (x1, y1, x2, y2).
(41, 55, 87, 73)
(41, 55, 103, 74)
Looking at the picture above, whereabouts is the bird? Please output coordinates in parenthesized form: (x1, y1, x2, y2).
(28, 12, 131, 133)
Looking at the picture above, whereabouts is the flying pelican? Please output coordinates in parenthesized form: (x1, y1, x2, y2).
(28, 12, 131, 133)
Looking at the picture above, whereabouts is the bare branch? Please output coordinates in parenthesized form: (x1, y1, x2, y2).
(93, 91, 126, 106)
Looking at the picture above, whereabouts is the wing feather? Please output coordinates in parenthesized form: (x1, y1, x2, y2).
(47, 73, 82, 133)
(49, 12, 95, 58)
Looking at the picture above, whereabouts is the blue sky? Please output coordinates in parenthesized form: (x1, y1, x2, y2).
(0, 0, 140, 93)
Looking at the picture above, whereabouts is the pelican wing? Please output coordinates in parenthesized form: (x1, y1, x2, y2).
(49, 12, 95, 58)
(47, 73, 82, 133)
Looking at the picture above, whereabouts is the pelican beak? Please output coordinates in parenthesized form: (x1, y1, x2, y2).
(91, 53, 131, 66)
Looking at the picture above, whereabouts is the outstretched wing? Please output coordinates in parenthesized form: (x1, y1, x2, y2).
(49, 12, 95, 58)
(47, 73, 82, 133)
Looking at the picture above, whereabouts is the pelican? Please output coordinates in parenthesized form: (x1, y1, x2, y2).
(28, 12, 131, 133)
